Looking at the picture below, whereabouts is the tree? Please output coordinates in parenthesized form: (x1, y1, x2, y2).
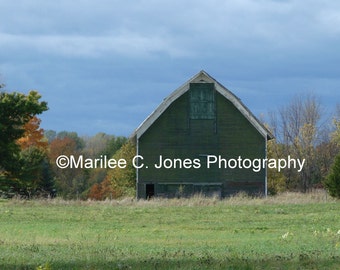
(107, 140, 136, 198)
(48, 137, 86, 198)
(88, 177, 115, 200)
(331, 104, 340, 147)
(14, 115, 55, 196)
(83, 133, 114, 158)
(82, 133, 128, 194)
(47, 132, 127, 199)
(324, 153, 340, 198)
(88, 183, 102, 200)
(268, 93, 323, 192)
(0, 90, 48, 174)
(266, 139, 286, 195)
(16, 147, 50, 195)
(44, 130, 57, 143)
(17, 116, 48, 150)
(56, 131, 84, 150)
(89, 140, 136, 199)
(0, 90, 48, 196)
(102, 136, 127, 157)
(324, 105, 340, 198)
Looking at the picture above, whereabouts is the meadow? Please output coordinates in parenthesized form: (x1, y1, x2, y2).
(0, 192, 339, 269)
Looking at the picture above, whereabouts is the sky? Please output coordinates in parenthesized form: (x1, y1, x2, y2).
(1, 0, 340, 136)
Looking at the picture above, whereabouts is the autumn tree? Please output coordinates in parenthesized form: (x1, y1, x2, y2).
(56, 131, 85, 150)
(49, 136, 87, 198)
(268, 93, 324, 192)
(0, 90, 48, 174)
(89, 140, 136, 200)
(107, 141, 136, 198)
(83, 133, 128, 194)
(0, 90, 48, 195)
(46, 131, 128, 199)
(13, 115, 54, 196)
(266, 138, 286, 195)
(17, 116, 48, 150)
(330, 104, 340, 147)
(88, 177, 115, 200)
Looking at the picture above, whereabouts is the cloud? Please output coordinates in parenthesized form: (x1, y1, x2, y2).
(2, 0, 340, 135)
(0, 31, 191, 58)
(2, 0, 340, 59)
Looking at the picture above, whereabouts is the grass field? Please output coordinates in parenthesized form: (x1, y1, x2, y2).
(0, 192, 339, 269)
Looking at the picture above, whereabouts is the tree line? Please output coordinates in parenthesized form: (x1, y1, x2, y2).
(266, 93, 340, 197)
(0, 86, 132, 199)
(1, 86, 340, 199)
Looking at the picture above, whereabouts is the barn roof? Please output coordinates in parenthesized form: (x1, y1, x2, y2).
(132, 70, 274, 140)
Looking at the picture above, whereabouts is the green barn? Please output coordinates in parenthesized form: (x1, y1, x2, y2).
(132, 71, 273, 199)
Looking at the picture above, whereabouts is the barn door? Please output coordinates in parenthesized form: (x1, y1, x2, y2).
(145, 184, 155, 199)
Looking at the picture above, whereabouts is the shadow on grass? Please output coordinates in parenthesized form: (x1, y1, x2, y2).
(1, 256, 340, 270)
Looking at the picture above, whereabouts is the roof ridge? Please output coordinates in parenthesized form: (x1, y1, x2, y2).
(131, 71, 273, 140)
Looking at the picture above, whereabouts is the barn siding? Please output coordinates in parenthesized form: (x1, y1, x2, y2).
(137, 82, 266, 198)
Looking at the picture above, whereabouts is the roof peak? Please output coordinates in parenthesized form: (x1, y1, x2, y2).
(131, 71, 274, 140)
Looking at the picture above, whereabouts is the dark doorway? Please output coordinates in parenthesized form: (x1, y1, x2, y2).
(146, 184, 155, 199)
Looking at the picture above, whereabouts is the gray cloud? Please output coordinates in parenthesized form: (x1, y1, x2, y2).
(1, 0, 340, 135)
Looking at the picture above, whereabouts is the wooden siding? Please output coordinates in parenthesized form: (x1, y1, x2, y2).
(137, 83, 266, 198)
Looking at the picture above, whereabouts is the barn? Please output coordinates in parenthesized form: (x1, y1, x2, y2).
(131, 70, 273, 199)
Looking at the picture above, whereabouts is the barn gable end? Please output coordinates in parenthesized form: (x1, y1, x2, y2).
(132, 70, 273, 199)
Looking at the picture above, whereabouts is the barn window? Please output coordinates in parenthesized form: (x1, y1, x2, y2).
(189, 83, 215, 119)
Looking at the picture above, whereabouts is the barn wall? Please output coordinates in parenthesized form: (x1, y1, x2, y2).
(137, 83, 266, 199)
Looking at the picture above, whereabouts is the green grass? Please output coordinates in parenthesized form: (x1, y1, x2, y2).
(0, 193, 339, 269)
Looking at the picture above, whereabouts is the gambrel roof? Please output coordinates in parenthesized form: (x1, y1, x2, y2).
(132, 70, 273, 140)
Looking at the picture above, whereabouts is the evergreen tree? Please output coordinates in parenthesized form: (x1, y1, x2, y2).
(324, 153, 340, 199)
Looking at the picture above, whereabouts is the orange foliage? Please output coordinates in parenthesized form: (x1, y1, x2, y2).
(17, 116, 48, 151)
(48, 137, 78, 161)
(88, 183, 102, 200)
(48, 137, 84, 196)
(88, 177, 116, 200)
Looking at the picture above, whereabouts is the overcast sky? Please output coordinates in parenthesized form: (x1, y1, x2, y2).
(1, 0, 340, 136)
